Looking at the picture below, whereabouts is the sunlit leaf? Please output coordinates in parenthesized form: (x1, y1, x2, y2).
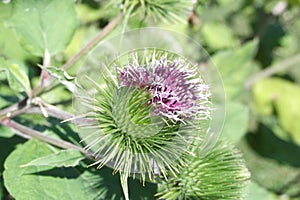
(3, 139, 95, 200)
(40, 66, 75, 93)
(221, 102, 249, 143)
(3, 139, 157, 200)
(0, 58, 31, 94)
(0, 125, 14, 138)
(202, 22, 239, 50)
(7, 63, 31, 94)
(253, 78, 300, 145)
(7, 0, 78, 56)
(248, 181, 277, 200)
(20, 149, 84, 168)
(212, 39, 259, 100)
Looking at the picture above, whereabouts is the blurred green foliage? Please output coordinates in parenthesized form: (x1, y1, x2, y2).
(1, 0, 300, 199)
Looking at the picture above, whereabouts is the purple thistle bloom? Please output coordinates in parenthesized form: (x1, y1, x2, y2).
(118, 54, 211, 123)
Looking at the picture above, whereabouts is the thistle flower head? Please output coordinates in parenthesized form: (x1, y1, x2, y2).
(119, 54, 211, 123)
(75, 50, 212, 184)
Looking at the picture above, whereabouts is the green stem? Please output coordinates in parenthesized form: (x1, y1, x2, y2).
(245, 53, 300, 88)
(0, 118, 94, 159)
(31, 49, 52, 96)
(62, 12, 124, 70)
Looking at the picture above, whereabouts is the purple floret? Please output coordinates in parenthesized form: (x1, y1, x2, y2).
(118, 55, 211, 122)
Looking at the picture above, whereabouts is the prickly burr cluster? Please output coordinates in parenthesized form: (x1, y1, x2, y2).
(77, 51, 212, 184)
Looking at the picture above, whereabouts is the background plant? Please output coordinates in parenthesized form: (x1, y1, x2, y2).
(0, 0, 300, 200)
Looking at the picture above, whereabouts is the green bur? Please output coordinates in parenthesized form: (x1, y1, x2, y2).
(157, 140, 251, 200)
(79, 79, 198, 199)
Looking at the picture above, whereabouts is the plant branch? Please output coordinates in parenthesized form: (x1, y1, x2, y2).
(62, 12, 124, 70)
(0, 97, 93, 126)
(40, 49, 52, 86)
(31, 49, 52, 96)
(0, 98, 29, 121)
(0, 118, 95, 159)
(245, 53, 300, 88)
(25, 101, 94, 126)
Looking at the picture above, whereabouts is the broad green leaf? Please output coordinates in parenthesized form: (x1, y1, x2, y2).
(248, 181, 277, 200)
(8, 0, 78, 56)
(0, 59, 31, 94)
(239, 133, 300, 197)
(3, 139, 157, 200)
(3, 139, 95, 200)
(221, 102, 249, 143)
(20, 149, 84, 168)
(253, 78, 300, 145)
(202, 22, 239, 50)
(212, 39, 259, 100)
(0, 125, 14, 138)
(7, 63, 31, 94)
(1, 3, 35, 61)
(0, 136, 25, 172)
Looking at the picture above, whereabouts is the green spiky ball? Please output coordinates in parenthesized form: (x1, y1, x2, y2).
(157, 140, 251, 200)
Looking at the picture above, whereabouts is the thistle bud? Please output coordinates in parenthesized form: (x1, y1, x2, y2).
(157, 141, 251, 200)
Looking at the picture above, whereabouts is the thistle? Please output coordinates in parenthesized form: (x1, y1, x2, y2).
(157, 141, 251, 200)
(118, 53, 211, 123)
(75, 50, 212, 199)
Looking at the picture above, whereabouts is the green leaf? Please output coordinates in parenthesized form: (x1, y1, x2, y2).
(0, 136, 25, 173)
(0, 125, 14, 138)
(0, 2, 12, 20)
(1, 2, 35, 61)
(239, 133, 300, 197)
(3, 139, 96, 200)
(221, 102, 249, 143)
(20, 149, 84, 168)
(253, 78, 300, 146)
(7, 63, 31, 94)
(0, 58, 31, 94)
(212, 39, 259, 100)
(3, 139, 157, 200)
(40, 66, 75, 93)
(248, 181, 277, 200)
(8, 0, 78, 56)
(198, 0, 243, 22)
(202, 22, 239, 50)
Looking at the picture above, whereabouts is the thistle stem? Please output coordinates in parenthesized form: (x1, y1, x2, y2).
(0, 118, 94, 159)
(62, 12, 124, 70)
(31, 49, 52, 96)
(0, 98, 29, 121)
